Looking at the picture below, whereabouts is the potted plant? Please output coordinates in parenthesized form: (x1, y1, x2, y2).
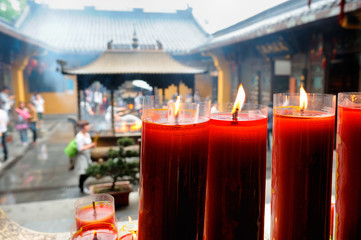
(85, 137, 139, 206)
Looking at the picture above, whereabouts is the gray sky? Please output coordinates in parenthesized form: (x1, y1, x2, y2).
(34, 0, 289, 33)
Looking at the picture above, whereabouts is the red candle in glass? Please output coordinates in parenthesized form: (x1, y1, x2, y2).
(139, 97, 210, 240)
(204, 85, 267, 240)
(119, 233, 136, 240)
(335, 92, 361, 240)
(72, 223, 118, 240)
(271, 89, 335, 240)
(76, 204, 116, 230)
(75, 194, 116, 230)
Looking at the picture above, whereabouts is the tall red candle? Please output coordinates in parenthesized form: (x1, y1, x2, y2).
(335, 92, 361, 240)
(139, 98, 210, 240)
(204, 107, 267, 240)
(271, 91, 335, 240)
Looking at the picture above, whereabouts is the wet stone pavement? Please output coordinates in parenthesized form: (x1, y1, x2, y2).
(0, 116, 80, 204)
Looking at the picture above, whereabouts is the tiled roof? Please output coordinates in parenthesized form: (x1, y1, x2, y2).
(17, 4, 208, 54)
(62, 50, 206, 75)
(194, 0, 361, 52)
(0, 18, 53, 51)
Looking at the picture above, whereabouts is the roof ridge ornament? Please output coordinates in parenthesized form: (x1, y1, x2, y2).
(156, 40, 163, 50)
(107, 39, 113, 50)
(132, 24, 139, 50)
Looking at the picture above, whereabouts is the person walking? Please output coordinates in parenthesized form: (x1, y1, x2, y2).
(0, 103, 9, 161)
(75, 120, 96, 193)
(93, 88, 103, 115)
(134, 91, 143, 116)
(0, 86, 14, 116)
(193, 89, 201, 103)
(27, 101, 38, 144)
(33, 93, 45, 130)
(15, 102, 29, 146)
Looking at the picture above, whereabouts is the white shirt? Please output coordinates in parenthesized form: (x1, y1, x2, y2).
(34, 97, 45, 113)
(93, 91, 103, 104)
(134, 95, 143, 110)
(0, 92, 10, 111)
(75, 131, 92, 174)
(75, 132, 92, 153)
(0, 109, 8, 132)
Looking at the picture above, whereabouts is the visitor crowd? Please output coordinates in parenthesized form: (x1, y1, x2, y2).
(0, 86, 45, 162)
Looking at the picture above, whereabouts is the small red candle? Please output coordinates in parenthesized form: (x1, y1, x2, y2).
(119, 233, 137, 240)
(75, 204, 116, 230)
(75, 194, 116, 230)
(204, 85, 268, 240)
(335, 92, 361, 240)
(271, 88, 335, 240)
(139, 97, 210, 240)
(119, 233, 132, 240)
(72, 223, 118, 240)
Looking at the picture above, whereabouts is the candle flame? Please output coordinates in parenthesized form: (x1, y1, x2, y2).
(128, 216, 132, 222)
(174, 96, 181, 117)
(132, 233, 137, 240)
(232, 84, 246, 115)
(300, 86, 308, 111)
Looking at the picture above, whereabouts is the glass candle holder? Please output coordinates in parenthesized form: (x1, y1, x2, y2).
(271, 93, 336, 240)
(335, 92, 361, 240)
(138, 96, 210, 240)
(70, 222, 118, 240)
(204, 103, 268, 240)
(74, 194, 116, 231)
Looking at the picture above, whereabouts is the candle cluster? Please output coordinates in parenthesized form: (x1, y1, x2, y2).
(140, 88, 269, 240)
(69, 89, 360, 240)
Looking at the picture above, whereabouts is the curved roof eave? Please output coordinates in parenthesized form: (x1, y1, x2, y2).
(0, 20, 58, 52)
(189, 0, 361, 54)
(62, 49, 206, 75)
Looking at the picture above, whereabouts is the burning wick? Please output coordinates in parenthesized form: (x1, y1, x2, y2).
(93, 231, 98, 240)
(132, 233, 137, 240)
(232, 84, 246, 122)
(232, 108, 239, 121)
(299, 86, 308, 115)
(174, 96, 181, 125)
(92, 201, 97, 217)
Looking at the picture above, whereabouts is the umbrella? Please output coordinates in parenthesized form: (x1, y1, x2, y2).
(132, 80, 153, 91)
(15, 108, 31, 119)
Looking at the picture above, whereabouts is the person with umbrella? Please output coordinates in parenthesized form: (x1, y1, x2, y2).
(15, 102, 29, 146)
(134, 91, 143, 116)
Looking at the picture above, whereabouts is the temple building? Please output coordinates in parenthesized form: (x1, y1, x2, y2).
(1, 0, 361, 115)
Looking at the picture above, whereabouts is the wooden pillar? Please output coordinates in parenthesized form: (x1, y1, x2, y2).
(206, 49, 231, 106)
(12, 56, 30, 104)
